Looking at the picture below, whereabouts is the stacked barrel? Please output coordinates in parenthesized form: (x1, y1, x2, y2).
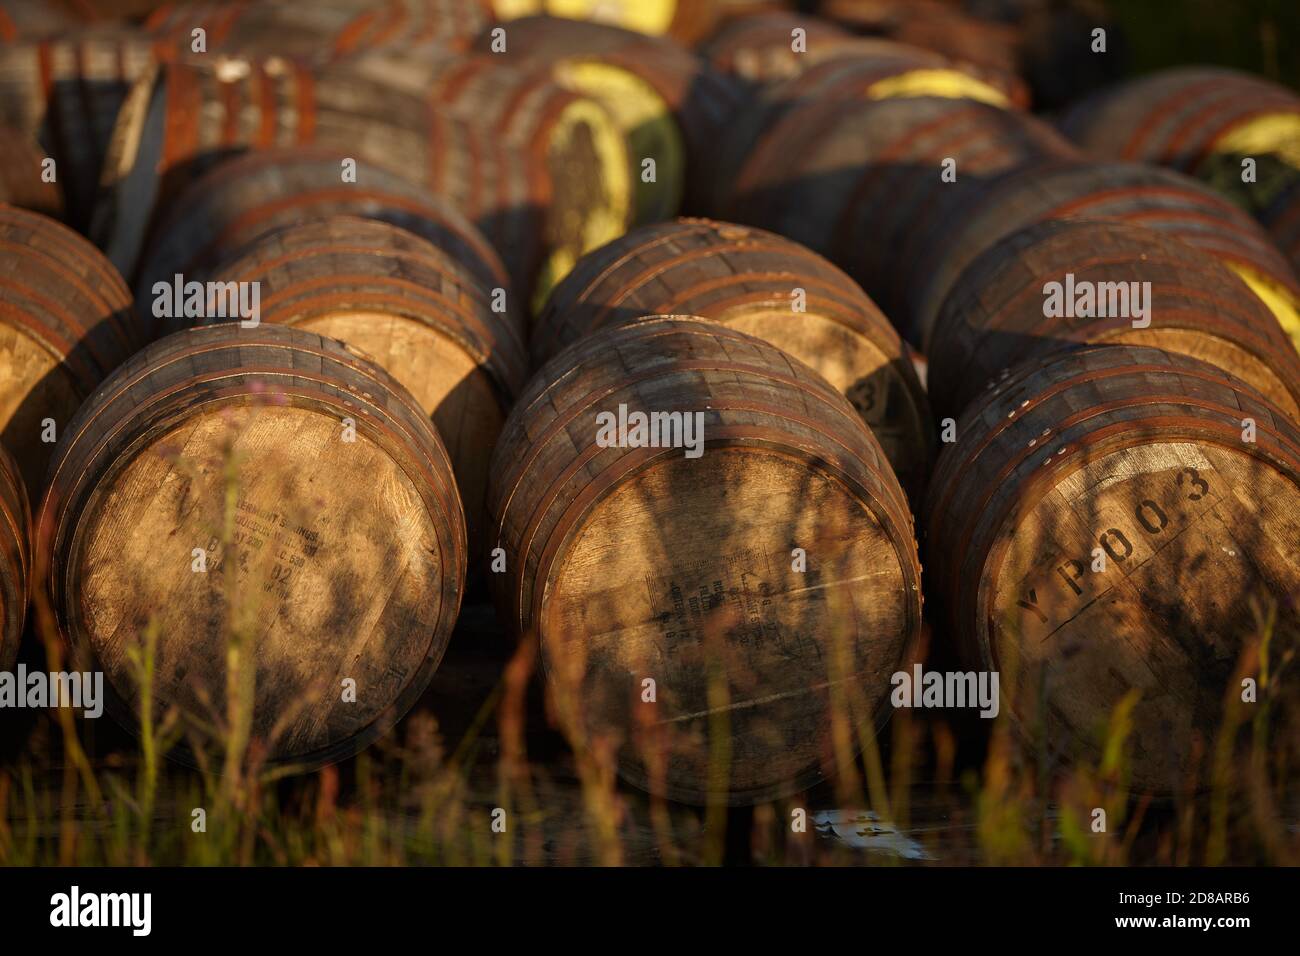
(0, 0, 1296, 806)
(489, 317, 921, 803)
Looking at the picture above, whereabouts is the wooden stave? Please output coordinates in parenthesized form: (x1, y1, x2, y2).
(472, 15, 743, 217)
(0, 205, 140, 497)
(727, 95, 1077, 327)
(908, 159, 1300, 354)
(879, 9, 1021, 78)
(0, 126, 62, 218)
(487, 315, 920, 804)
(344, 49, 609, 159)
(0, 1, 76, 42)
(1262, 179, 1300, 278)
(699, 11, 854, 84)
(0, 28, 158, 231)
(0, 441, 29, 674)
(532, 217, 934, 497)
(926, 217, 1300, 422)
(748, 34, 1029, 111)
(206, 216, 528, 557)
(923, 343, 1300, 793)
(145, 0, 495, 62)
(36, 322, 467, 768)
(136, 147, 511, 329)
(495, 0, 721, 44)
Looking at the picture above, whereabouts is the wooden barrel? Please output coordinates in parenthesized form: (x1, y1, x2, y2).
(924, 343, 1300, 794)
(0, 205, 139, 497)
(927, 218, 1300, 422)
(205, 217, 526, 560)
(700, 11, 853, 84)
(0, 442, 28, 674)
(488, 316, 922, 804)
(94, 56, 617, 307)
(472, 15, 743, 220)
(1059, 67, 1300, 219)
(909, 160, 1300, 353)
(0, 127, 62, 218)
(136, 147, 510, 325)
(724, 94, 1077, 326)
(534, 218, 934, 497)
(709, 41, 1032, 219)
(37, 323, 466, 767)
(0, 28, 157, 231)
(492, 0, 720, 43)
(145, 0, 494, 63)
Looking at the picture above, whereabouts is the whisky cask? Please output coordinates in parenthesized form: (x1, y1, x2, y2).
(927, 218, 1300, 422)
(145, 0, 494, 63)
(206, 217, 527, 559)
(95, 57, 619, 306)
(924, 343, 1300, 794)
(492, 0, 720, 43)
(0, 127, 61, 218)
(709, 42, 1031, 217)
(1059, 68, 1300, 219)
(0, 206, 139, 497)
(136, 147, 510, 324)
(488, 316, 922, 804)
(534, 218, 934, 497)
(472, 15, 743, 219)
(724, 95, 1077, 329)
(0, 443, 28, 674)
(37, 323, 466, 767)
(0, 28, 156, 230)
(909, 160, 1300, 353)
